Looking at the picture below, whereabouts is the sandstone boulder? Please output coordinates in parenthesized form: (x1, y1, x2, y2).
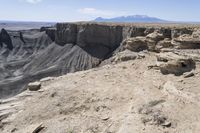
(113, 50, 137, 62)
(146, 31, 164, 51)
(156, 52, 183, 62)
(159, 58, 195, 76)
(146, 31, 164, 42)
(28, 82, 41, 91)
(122, 37, 147, 52)
(155, 38, 172, 52)
(157, 52, 196, 75)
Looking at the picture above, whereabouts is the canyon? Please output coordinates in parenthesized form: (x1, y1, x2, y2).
(0, 22, 198, 99)
(0, 22, 200, 132)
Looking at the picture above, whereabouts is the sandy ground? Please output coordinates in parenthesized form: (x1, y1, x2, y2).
(0, 52, 200, 133)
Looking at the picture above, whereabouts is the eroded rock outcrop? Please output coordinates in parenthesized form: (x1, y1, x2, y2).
(172, 33, 200, 49)
(110, 49, 138, 63)
(0, 29, 13, 50)
(122, 37, 147, 52)
(55, 23, 77, 45)
(56, 23, 123, 59)
(40, 27, 56, 41)
(159, 58, 195, 75)
(122, 31, 165, 52)
(157, 53, 196, 75)
(122, 27, 200, 52)
(155, 38, 172, 51)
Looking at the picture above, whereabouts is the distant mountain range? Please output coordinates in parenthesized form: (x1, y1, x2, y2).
(94, 15, 167, 23)
(0, 21, 55, 30)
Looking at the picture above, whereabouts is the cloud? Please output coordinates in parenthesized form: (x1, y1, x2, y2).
(20, 0, 43, 4)
(78, 8, 119, 17)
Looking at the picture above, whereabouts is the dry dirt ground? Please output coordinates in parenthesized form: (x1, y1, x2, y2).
(1, 52, 200, 133)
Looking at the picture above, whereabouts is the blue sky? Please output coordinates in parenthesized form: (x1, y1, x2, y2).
(0, 0, 200, 22)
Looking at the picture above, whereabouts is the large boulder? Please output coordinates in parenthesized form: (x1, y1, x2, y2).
(122, 37, 148, 52)
(155, 38, 172, 52)
(156, 52, 183, 62)
(146, 31, 164, 42)
(146, 31, 164, 51)
(157, 53, 196, 75)
(112, 50, 137, 62)
(100, 49, 138, 65)
(28, 81, 41, 91)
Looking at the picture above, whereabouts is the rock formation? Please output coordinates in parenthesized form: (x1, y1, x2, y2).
(0, 29, 13, 50)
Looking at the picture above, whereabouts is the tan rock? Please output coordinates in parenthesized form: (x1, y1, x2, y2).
(28, 82, 41, 91)
(172, 34, 200, 49)
(146, 31, 164, 42)
(113, 50, 137, 62)
(159, 58, 195, 76)
(123, 37, 148, 52)
(183, 71, 195, 78)
(156, 52, 184, 62)
(155, 38, 172, 51)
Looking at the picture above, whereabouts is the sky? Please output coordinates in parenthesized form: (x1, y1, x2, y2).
(0, 0, 200, 22)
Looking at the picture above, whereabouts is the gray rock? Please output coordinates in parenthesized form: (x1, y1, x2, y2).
(0, 29, 13, 50)
(40, 27, 56, 41)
